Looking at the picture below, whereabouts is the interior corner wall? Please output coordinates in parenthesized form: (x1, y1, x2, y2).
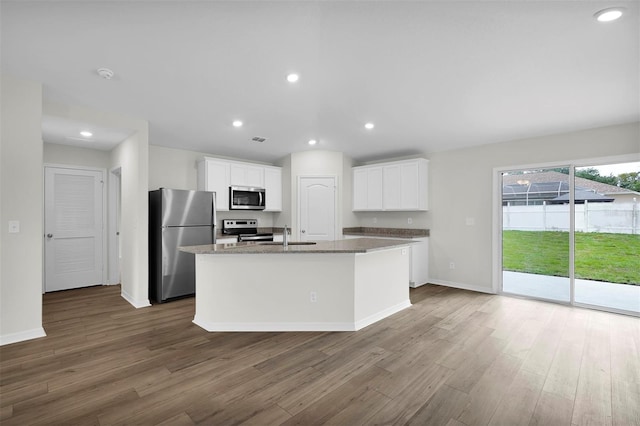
(0, 74, 46, 345)
(428, 121, 640, 293)
(111, 129, 150, 308)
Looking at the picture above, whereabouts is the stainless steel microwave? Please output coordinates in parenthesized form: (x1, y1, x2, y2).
(229, 186, 266, 210)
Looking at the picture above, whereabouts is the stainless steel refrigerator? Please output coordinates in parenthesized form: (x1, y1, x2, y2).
(149, 188, 216, 303)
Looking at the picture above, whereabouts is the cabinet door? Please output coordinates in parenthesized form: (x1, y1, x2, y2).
(353, 168, 368, 210)
(367, 167, 383, 210)
(400, 161, 420, 210)
(206, 160, 230, 211)
(353, 166, 383, 211)
(230, 164, 247, 186)
(264, 167, 282, 211)
(383, 164, 402, 210)
(246, 165, 264, 188)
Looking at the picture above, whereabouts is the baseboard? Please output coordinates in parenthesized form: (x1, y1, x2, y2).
(193, 299, 412, 332)
(0, 327, 47, 346)
(354, 299, 412, 330)
(121, 289, 151, 309)
(193, 317, 356, 332)
(427, 279, 496, 294)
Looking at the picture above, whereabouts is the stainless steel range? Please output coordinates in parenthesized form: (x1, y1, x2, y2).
(222, 219, 274, 242)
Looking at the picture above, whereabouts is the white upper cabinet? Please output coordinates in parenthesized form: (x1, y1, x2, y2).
(353, 158, 428, 211)
(198, 157, 281, 212)
(263, 166, 282, 211)
(197, 158, 230, 211)
(353, 166, 383, 210)
(353, 166, 383, 211)
(230, 163, 264, 188)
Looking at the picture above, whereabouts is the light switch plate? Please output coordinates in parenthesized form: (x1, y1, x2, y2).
(8, 220, 20, 233)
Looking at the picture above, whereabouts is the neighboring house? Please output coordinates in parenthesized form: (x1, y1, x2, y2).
(502, 171, 639, 205)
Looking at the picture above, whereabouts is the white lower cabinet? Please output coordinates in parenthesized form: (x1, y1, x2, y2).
(344, 235, 429, 287)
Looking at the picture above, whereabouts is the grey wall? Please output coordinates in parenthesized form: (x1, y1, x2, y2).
(43, 143, 111, 169)
(0, 74, 45, 344)
(427, 121, 640, 293)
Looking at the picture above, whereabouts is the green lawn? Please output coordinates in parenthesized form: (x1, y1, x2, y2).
(502, 230, 640, 285)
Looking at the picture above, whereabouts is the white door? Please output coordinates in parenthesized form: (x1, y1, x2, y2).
(299, 177, 336, 241)
(45, 166, 104, 292)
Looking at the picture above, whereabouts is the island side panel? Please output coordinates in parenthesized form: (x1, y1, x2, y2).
(353, 246, 411, 330)
(193, 253, 356, 331)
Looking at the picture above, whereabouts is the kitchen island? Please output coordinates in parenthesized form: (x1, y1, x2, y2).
(180, 238, 413, 332)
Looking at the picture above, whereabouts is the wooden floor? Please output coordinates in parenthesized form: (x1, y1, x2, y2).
(1, 285, 638, 425)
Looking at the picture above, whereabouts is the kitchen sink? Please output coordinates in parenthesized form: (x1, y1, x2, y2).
(258, 241, 317, 246)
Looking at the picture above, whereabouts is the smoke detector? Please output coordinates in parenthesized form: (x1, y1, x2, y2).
(251, 136, 267, 143)
(97, 68, 114, 80)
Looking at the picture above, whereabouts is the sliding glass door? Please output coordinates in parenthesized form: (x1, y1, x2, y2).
(573, 163, 640, 313)
(500, 161, 639, 315)
(501, 167, 571, 302)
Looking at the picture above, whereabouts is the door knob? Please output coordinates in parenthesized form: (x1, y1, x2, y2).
(47, 234, 53, 238)
(301, 230, 306, 233)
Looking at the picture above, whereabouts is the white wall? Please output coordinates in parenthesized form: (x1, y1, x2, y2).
(111, 130, 150, 307)
(44, 143, 111, 170)
(0, 74, 46, 345)
(428, 121, 640, 293)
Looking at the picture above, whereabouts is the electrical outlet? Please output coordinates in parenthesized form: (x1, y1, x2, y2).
(8, 221, 19, 233)
(449, 262, 455, 270)
(408, 217, 413, 225)
(465, 217, 475, 226)
(310, 291, 317, 303)
(373, 217, 377, 224)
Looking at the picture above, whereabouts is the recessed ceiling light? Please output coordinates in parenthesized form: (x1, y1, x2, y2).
(308, 139, 317, 146)
(287, 73, 299, 83)
(232, 120, 243, 127)
(80, 131, 93, 137)
(364, 122, 375, 130)
(594, 7, 625, 22)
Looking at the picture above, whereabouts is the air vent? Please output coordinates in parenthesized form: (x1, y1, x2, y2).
(251, 136, 267, 143)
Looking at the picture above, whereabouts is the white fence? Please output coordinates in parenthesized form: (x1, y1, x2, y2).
(503, 201, 639, 234)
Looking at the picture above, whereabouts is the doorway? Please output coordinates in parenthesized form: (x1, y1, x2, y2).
(44, 166, 106, 292)
(498, 161, 640, 315)
(298, 176, 337, 241)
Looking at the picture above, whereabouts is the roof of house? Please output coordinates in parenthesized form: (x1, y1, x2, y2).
(550, 190, 614, 204)
(502, 171, 639, 195)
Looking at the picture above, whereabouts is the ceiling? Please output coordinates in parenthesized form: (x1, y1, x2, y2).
(1, 1, 638, 163)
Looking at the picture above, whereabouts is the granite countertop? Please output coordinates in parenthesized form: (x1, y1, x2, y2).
(342, 227, 429, 238)
(180, 237, 414, 255)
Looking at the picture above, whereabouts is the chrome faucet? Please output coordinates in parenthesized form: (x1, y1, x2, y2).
(283, 225, 289, 248)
